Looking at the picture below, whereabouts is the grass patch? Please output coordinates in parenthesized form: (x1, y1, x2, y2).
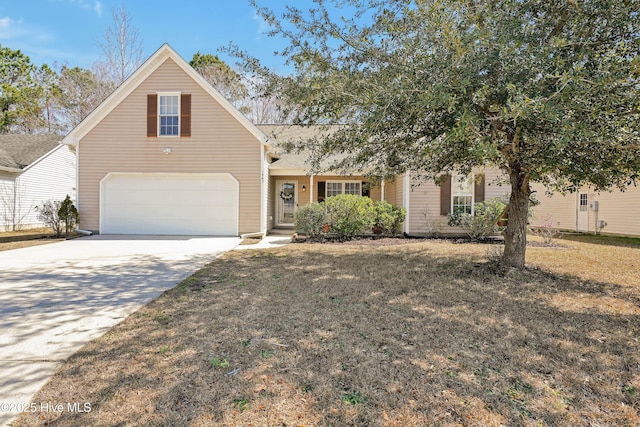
(13, 239, 640, 426)
(557, 232, 640, 248)
(0, 227, 72, 251)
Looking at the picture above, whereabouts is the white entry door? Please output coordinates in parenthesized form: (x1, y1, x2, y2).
(276, 180, 297, 226)
(577, 192, 589, 232)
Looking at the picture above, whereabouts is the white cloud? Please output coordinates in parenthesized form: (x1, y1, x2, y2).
(0, 17, 12, 29)
(0, 17, 29, 40)
(253, 12, 270, 38)
(94, 1, 103, 16)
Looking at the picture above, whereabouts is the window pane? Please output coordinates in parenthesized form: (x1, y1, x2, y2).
(452, 175, 474, 215)
(579, 194, 588, 212)
(453, 195, 472, 215)
(159, 95, 179, 114)
(326, 182, 342, 197)
(160, 116, 179, 135)
(344, 182, 361, 195)
(159, 95, 179, 136)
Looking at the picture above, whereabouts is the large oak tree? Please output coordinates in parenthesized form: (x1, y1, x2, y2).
(239, 0, 640, 267)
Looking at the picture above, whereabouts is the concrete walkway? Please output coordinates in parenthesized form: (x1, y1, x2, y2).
(0, 235, 240, 426)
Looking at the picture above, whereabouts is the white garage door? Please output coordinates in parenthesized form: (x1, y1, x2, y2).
(100, 173, 238, 235)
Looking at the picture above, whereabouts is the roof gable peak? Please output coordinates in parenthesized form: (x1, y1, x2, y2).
(63, 43, 266, 146)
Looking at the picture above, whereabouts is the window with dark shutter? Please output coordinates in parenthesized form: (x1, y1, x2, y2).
(147, 94, 157, 137)
(317, 181, 326, 202)
(180, 94, 191, 137)
(474, 174, 485, 203)
(440, 175, 452, 216)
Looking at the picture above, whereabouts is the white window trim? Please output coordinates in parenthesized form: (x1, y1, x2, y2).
(326, 180, 362, 197)
(158, 92, 181, 137)
(451, 174, 474, 215)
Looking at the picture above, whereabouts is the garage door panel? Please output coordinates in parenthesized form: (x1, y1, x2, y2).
(101, 173, 238, 235)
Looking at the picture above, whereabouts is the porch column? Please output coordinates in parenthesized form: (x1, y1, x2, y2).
(309, 174, 314, 203)
(381, 179, 385, 201)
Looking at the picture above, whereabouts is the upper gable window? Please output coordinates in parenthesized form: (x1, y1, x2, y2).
(159, 94, 179, 136)
(147, 93, 191, 138)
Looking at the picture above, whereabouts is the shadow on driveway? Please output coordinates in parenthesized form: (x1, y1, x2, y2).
(0, 235, 239, 426)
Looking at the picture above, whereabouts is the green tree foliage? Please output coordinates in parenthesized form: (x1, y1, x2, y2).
(58, 195, 79, 238)
(190, 52, 249, 114)
(374, 200, 406, 235)
(0, 45, 37, 133)
(324, 194, 376, 240)
(241, 0, 640, 267)
(448, 198, 507, 240)
(294, 202, 326, 237)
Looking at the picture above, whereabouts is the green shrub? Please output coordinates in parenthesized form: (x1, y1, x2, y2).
(324, 194, 375, 240)
(294, 202, 326, 237)
(35, 199, 64, 237)
(448, 197, 506, 239)
(374, 200, 406, 235)
(58, 195, 78, 238)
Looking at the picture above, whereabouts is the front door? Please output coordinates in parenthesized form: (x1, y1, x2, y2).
(276, 181, 298, 226)
(577, 192, 589, 232)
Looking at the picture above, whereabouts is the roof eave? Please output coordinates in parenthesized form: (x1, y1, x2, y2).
(0, 165, 22, 173)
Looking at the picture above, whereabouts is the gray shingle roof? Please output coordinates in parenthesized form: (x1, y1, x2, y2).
(0, 134, 61, 170)
(257, 124, 345, 171)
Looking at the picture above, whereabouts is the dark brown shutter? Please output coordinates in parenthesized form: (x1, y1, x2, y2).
(440, 175, 452, 216)
(317, 181, 326, 202)
(180, 94, 191, 137)
(362, 181, 370, 197)
(474, 174, 485, 203)
(147, 94, 157, 137)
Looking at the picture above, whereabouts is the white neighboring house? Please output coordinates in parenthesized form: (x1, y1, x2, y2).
(0, 135, 76, 231)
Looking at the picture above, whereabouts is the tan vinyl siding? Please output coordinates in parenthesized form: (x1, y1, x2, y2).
(383, 178, 402, 206)
(533, 184, 640, 237)
(408, 168, 509, 235)
(591, 186, 640, 237)
(78, 58, 262, 234)
(530, 183, 577, 232)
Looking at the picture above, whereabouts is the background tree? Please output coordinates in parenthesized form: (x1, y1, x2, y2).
(0, 45, 37, 133)
(34, 64, 62, 134)
(55, 66, 114, 131)
(238, 0, 640, 268)
(95, 4, 144, 85)
(190, 51, 249, 114)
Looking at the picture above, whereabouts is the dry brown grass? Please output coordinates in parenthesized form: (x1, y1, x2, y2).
(14, 237, 640, 426)
(0, 228, 67, 252)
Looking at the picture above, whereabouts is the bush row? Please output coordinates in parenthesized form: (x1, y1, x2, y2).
(294, 194, 406, 240)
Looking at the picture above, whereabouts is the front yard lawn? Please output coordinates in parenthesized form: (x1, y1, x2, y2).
(14, 238, 640, 426)
(0, 227, 66, 252)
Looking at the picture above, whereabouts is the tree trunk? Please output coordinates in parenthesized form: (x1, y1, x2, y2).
(502, 166, 531, 268)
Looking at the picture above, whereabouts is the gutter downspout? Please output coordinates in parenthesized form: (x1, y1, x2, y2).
(76, 228, 93, 236)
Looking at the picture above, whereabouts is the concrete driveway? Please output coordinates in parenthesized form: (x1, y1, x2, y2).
(0, 235, 240, 426)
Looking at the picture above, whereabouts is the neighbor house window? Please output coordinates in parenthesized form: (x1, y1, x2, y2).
(326, 180, 362, 198)
(452, 175, 474, 215)
(159, 94, 179, 136)
(579, 193, 588, 212)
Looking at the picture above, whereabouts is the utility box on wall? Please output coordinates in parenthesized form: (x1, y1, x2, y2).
(590, 201, 599, 211)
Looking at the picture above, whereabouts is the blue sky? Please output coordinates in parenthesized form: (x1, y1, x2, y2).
(0, 0, 300, 72)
